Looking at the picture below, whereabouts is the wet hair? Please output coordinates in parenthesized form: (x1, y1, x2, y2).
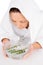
(9, 7, 29, 29)
(9, 7, 21, 13)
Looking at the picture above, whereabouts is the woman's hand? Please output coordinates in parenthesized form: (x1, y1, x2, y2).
(1, 38, 10, 44)
(1, 38, 11, 48)
(23, 44, 34, 59)
(2, 48, 8, 58)
(23, 42, 42, 59)
(1, 38, 10, 58)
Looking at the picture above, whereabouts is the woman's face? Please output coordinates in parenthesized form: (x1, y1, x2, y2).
(10, 12, 28, 29)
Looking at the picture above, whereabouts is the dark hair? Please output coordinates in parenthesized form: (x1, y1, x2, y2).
(9, 7, 29, 29)
(26, 21, 29, 29)
(9, 7, 21, 13)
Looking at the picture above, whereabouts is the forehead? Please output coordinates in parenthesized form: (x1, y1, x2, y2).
(10, 12, 26, 20)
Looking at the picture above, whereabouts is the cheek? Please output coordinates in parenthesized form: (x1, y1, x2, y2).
(10, 16, 15, 22)
(10, 15, 14, 20)
(21, 23, 27, 27)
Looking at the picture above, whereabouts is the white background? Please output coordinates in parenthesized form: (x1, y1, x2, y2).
(0, 0, 43, 65)
(0, 0, 43, 23)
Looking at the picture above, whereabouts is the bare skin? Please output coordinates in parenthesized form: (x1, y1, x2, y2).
(9, 12, 29, 29)
(23, 42, 42, 59)
(1, 12, 42, 59)
(2, 38, 10, 57)
(2, 38, 42, 58)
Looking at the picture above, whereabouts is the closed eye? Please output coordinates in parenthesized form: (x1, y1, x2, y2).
(20, 21, 25, 23)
